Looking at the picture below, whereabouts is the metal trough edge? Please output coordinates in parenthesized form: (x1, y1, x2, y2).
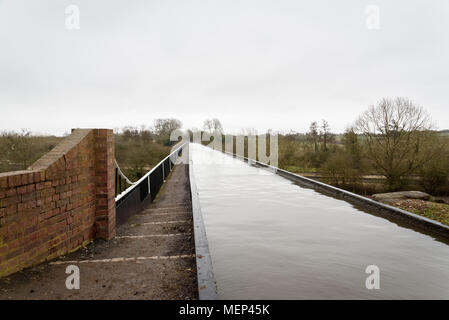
(188, 151, 218, 300)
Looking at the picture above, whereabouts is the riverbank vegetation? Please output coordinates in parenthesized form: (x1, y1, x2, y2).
(391, 199, 449, 226)
(305, 98, 449, 196)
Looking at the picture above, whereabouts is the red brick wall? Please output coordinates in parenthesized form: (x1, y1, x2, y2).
(0, 129, 115, 277)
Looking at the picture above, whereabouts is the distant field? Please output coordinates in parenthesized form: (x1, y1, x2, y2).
(0, 131, 172, 182)
(0, 133, 63, 173)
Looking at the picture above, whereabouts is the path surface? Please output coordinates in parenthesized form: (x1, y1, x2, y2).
(0, 163, 197, 300)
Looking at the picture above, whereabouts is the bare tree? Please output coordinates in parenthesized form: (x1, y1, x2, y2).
(153, 118, 182, 135)
(355, 97, 441, 190)
(153, 118, 182, 146)
(307, 121, 319, 152)
(203, 118, 223, 134)
(320, 119, 332, 152)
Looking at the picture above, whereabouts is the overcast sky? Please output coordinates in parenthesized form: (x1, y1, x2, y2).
(0, 0, 448, 135)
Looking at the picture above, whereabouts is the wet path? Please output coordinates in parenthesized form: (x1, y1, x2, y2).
(190, 144, 449, 299)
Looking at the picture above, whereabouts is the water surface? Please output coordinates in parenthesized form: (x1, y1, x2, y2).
(190, 144, 449, 299)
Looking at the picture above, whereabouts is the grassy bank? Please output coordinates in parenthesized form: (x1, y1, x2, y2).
(392, 199, 449, 226)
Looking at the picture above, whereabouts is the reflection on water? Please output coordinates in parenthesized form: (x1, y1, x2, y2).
(190, 144, 449, 299)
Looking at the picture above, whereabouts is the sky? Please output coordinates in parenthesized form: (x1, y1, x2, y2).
(0, 0, 448, 135)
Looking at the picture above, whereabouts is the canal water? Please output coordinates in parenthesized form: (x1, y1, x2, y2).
(190, 143, 449, 299)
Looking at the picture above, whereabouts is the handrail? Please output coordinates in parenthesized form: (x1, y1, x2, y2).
(115, 142, 187, 202)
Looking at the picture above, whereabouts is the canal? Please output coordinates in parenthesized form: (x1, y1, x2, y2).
(190, 143, 449, 299)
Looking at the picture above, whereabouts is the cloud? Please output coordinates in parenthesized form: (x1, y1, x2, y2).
(0, 0, 448, 135)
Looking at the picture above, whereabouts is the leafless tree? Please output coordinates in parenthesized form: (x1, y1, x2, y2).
(320, 119, 332, 152)
(153, 118, 182, 135)
(153, 118, 182, 146)
(307, 121, 319, 152)
(203, 118, 223, 134)
(355, 97, 442, 190)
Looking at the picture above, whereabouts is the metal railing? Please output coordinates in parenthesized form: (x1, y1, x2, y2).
(114, 142, 187, 225)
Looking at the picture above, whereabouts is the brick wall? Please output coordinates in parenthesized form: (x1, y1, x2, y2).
(0, 129, 116, 277)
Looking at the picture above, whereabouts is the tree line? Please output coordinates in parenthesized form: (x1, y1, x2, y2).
(1, 99, 448, 195)
(279, 97, 449, 194)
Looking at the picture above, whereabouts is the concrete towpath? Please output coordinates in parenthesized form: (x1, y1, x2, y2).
(0, 162, 197, 299)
